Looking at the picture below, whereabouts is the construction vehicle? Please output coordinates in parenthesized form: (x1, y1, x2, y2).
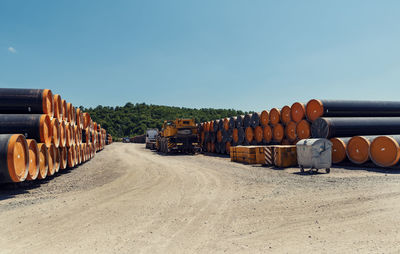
(145, 128, 158, 149)
(156, 118, 200, 154)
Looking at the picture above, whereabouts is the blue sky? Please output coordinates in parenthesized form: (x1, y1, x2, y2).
(1, 0, 400, 111)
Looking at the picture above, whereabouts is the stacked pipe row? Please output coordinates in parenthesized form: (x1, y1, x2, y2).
(199, 99, 400, 168)
(198, 102, 312, 155)
(0, 88, 111, 184)
(304, 99, 400, 168)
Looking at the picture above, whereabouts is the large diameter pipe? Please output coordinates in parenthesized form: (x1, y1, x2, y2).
(67, 145, 76, 168)
(67, 103, 73, 123)
(0, 114, 52, 147)
(213, 120, 220, 132)
(291, 102, 306, 123)
(311, 117, 400, 139)
(228, 117, 236, 129)
(0, 88, 54, 117)
(222, 129, 231, 143)
(263, 125, 272, 143)
(260, 110, 269, 127)
(59, 147, 67, 170)
(243, 114, 252, 128)
(76, 108, 83, 129)
(269, 108, 280, 125)
(280, 106, 291, 125)
(369, 135, 400, 167)
(218, 119, 224, 131)
(26, 139, 40, 181)
(83, 112, 91, 129)
(296, 120, 311, 139)
(346, 135, 379, 164)
(76, 144, 81, 164)
(330, 137, 351, 164)
(47, 143, 57, 176)
(37, 143, 48, 180)
(53, 94, 63, 120)
(237, 127, 245, 145)
(217, 130, 223, 143)
(232, 128, 239, 145)
(250, 113, 260, 128)
(61, 99, 67, 122)
(51, 118, 61, 148)
(272, 123, 284, 143)
(236, 115, 244, 128)
(254, 126, 263, 143)
(306, 99, 400, 122)
(59, 120, 67, 148)
(245, 127, 254, 144)
(285, 121, 297, 141)
(0, 134, 29, 183)
(223, 118, 230, 131)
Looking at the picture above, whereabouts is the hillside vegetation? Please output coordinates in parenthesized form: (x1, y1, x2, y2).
(82, 103, 246, 138)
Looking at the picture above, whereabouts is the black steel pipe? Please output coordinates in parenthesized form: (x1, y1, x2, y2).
(0, 134, 29, 183)
(0, 88, 54, 117)
(222, 129, 231, 143)
(312, 117, 400, 139)
(243, 114, 251, 128)
(250, 112, 260, 128)
(0, 114, 52, 147)
(213, 120, 220, 132)
(237, 127, 245, 145)
(229, 117, 236, 129)
(209, 131, 216, 143)
(307, 99, 400, 122)
(236, 115, 244, 128)
(218, 119, 224, 131)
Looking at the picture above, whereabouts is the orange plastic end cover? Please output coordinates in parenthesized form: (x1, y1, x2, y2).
(306, 99, 324, 122)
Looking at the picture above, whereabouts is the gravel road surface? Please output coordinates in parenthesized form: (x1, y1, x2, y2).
(1, 143, 399, 253)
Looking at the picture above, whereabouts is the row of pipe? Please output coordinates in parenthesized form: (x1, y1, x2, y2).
(0, 88, 113, 184)
(199, 99, 400, 168)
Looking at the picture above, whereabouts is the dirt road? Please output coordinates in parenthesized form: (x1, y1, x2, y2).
(1, 143, 400, 253)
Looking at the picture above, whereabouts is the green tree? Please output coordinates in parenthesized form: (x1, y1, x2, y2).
(83, 103, 247, 138)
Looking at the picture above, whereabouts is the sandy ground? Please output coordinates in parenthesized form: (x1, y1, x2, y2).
(0, 143, 400, 253)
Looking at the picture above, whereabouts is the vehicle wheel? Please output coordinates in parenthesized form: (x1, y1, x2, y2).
(326, 168, 330, 174)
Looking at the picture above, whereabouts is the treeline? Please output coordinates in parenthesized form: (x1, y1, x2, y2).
(82, 103, 246, 138)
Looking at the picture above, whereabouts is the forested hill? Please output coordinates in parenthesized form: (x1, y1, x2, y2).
(82, 103, 246, 138)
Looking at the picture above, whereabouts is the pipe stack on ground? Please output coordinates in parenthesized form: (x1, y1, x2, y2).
(199, 105, 306, 155)
(306, 99, 400, 168)
(0, 88, 110, 184)
(198, 99, 400, 169)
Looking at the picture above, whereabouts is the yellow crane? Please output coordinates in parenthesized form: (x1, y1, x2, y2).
(156, 118, 199, 154)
